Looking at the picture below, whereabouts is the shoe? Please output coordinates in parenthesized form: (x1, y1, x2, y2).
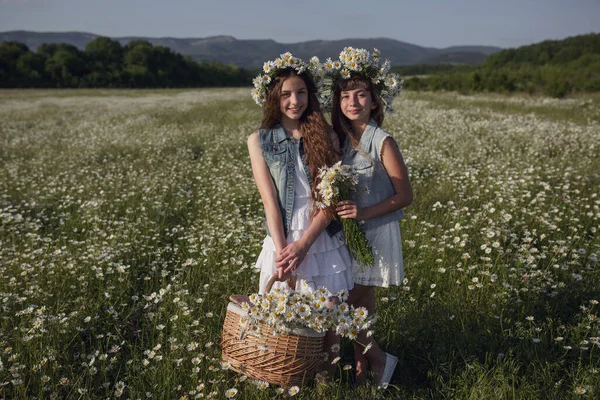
(378, 353, 398, 386)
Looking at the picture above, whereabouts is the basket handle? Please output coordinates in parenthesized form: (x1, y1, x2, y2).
(228, 274, 297, 306)
(235, 273, 296, 341)
(264, 272, 297, 293)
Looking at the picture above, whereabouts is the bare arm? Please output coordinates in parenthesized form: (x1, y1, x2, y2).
(337, 137, 413, 221)
(247, 132, 288, 254)
(275, 209, 331, 273)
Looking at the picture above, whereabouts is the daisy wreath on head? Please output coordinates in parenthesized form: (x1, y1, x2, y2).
(318, 47, 403, 112)
(251, 52, 325, 106)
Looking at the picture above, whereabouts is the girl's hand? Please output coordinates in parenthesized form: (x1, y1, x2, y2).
(275, 241, 309, 277)
(337, 200, 365, 221)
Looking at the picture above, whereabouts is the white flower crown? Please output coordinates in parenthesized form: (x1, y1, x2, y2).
(317, 47, 403, 112)
(251, 52, 325, 106)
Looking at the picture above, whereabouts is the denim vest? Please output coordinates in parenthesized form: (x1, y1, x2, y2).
(259, 125, 342, 238)
(341, 119, 405, 229)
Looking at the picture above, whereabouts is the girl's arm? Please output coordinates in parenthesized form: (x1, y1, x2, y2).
(275, 209, 330, 273)
(337, 136, 413, 221)
(247, 132, 288, 259)
(276, 130, 339, 273)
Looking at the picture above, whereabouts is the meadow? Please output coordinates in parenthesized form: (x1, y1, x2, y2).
(0, 88, 599, 399)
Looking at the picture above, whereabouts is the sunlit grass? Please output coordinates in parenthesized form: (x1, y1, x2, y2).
(1, 89, 599, 399)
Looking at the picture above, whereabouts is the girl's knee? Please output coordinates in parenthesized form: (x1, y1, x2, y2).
(349, 284, 374, 302)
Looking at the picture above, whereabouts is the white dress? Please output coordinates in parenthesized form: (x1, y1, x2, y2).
(341, 122, 405, 288)
(255, 151, 354, 295)
(351, 219, 404, 287)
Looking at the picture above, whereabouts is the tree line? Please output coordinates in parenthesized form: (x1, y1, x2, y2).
(0, 37, 254, 88)
(2, 33, 599, 97)
(391, 63, 476, 77)
(402, 33, 600, 98)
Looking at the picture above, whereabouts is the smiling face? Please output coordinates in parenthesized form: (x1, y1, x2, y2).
(331, 76, 384, 142)
(279, 75, 308, 125)
(339, 81, 377, 126)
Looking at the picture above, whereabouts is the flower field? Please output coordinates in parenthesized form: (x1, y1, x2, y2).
(1, 88, 599, 399)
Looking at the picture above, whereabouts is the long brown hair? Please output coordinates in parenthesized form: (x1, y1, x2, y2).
(331, 76, 384, 149)
(261, 68, 338, 218)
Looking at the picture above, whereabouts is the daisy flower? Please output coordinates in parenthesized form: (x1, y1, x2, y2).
(288, 386, 300, 396)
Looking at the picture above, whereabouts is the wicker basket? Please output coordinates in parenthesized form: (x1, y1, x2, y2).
(220, 275, 326, 387)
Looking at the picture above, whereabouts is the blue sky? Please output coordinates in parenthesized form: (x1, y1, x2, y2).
(1, 0, 599, 48)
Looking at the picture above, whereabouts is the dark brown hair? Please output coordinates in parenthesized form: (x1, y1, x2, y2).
(331, 75, 384, 148)
(261, 68, 338, 218)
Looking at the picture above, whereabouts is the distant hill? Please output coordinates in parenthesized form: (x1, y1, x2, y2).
(0, 30, 501, 68)
(404, 32, 600, 97)
(483, 32, 600, 67)
(421, 51, 489, 65)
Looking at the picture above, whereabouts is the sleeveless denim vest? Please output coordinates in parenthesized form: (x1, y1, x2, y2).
(341, 119, 405, 229)
(259, 125, 342, 238)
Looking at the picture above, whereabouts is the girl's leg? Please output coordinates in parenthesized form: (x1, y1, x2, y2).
(321, 329, 340, 378)
(317, 296, 342, 382)
(347, 284, 387, 384)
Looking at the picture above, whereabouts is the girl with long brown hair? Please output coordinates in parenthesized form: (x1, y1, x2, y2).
(248, 53, 354, 377)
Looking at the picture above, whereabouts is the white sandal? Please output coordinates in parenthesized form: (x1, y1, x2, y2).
(379, 353, 398, 386)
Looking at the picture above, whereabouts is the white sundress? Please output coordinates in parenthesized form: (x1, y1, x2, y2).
(351, 219, 404, 287)
(342, 122, 405, 288)
(255, 151, 354, 295)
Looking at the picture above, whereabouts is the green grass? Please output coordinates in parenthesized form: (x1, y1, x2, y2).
(410, 91, 600, 125)
(0, 89, 599, 399)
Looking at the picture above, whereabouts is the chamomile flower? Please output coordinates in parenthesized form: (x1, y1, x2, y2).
(324, 58, 335, 70)
(318, 47, 402, 111)
(263, 61, 273, 74)
(186, 342, 198, 351)
(337, 289, 349, 302)
(297, 304, 311, 317)
(241, 285, 373, 337)
(256, 380, 269, 390)
(251, 52, 319, 106)
(288, 386, 300, 396)
(353, 307, 369, 321)
(574, 387, 587, 395)
(348, 327, 358, 340)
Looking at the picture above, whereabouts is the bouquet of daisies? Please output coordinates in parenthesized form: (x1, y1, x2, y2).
(241, 286, 374, 339)
(315, 161, 374, 268)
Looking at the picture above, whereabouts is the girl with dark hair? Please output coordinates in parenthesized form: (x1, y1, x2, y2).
(324, 48, 413, 386)
(247, 53, 354, 377)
